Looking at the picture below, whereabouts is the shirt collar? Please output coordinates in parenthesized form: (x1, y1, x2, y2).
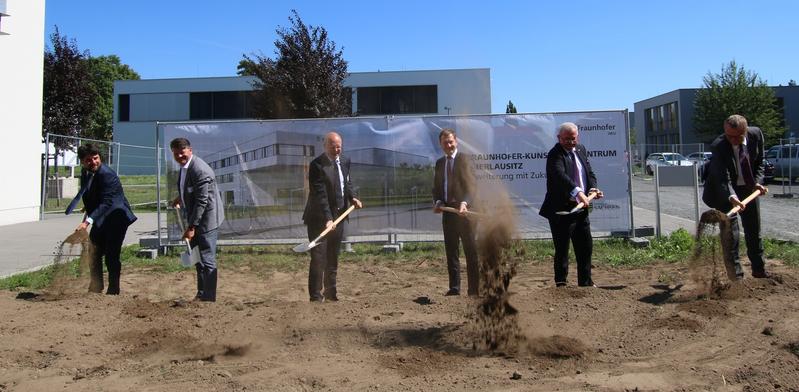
(182, 155, 193, 169)
(448, 149, 459, 159)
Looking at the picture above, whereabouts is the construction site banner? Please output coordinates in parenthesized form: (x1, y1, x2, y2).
(159, 111, 631, 241)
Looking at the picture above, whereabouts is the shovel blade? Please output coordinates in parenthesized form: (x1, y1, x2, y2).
(292, 240, 319, 253)
(181, 246, 201, 267)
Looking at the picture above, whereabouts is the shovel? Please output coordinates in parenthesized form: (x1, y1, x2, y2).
(174, 205, 201, 267)
(438, 206, 484, 219)
(293, 205, 356, 253)
(556, 191, 598, 215)
(726, 189, 763, 217)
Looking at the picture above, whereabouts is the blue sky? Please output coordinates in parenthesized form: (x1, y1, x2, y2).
(45, 0, 799, 114)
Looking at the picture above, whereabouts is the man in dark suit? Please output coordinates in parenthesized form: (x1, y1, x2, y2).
(67, 143, 137, 295)
(702, 114, 769, 279)
(170, 138, 226, 302)
(302, 131, 362, 302)
(433, 128, 479, 296)
(539, 122, 603, 287)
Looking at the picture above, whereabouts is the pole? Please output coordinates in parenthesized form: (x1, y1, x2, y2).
(654, 165, 661, 238)
(40, 133, 50, 220)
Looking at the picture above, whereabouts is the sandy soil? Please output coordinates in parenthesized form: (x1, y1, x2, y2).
(1, 251, 799, 392)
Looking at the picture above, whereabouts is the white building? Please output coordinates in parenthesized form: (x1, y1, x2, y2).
(0, 0, 45, 225)
(113, 68, 491, 174)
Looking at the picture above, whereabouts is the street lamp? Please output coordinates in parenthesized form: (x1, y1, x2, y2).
(444, 106, 451, 115)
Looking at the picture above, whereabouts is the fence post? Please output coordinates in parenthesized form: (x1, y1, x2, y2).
(40, 133, 50, 220)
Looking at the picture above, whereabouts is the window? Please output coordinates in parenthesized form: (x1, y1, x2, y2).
(189, 91, 256, 120)
(118, 95, 130, 122)
(357, 85, 438, 115)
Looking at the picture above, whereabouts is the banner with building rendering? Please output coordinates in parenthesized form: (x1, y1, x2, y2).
(159, 111, 631, 241)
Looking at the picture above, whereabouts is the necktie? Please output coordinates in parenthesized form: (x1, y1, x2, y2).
(446, 156, 454, 203)
(334, 157, 345, 209)
(739, 145, 756, 188)
(65, 172, 94, 215)
(570, 150, 583, 190)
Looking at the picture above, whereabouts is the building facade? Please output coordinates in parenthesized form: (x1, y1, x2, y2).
(0, 0, 45, 225)
(113, 68, 491, 174)
(634, 86, 799, 156)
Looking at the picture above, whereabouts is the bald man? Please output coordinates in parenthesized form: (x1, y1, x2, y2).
(302, 132, 362, 302)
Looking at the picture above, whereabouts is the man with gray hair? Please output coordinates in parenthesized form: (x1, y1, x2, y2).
(702, 114, 769, 279)
(539, 122, 603, 287)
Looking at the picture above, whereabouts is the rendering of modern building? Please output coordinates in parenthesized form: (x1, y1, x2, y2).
(633, 86, 799, 155)
(0, 0, 45, 225)
(113, 68, 491, 174)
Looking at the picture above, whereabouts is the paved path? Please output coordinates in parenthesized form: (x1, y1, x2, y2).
(0, 212, 159, 278)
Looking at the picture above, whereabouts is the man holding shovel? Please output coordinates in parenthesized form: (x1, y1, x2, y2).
(702, 115, 769, 279)
(170, 138, 225, 301)
(539, 122, 603, 288)
(67, 144, 137, 295)
(302, 132, 362, 302)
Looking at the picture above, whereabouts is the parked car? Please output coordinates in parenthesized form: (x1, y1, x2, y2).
(686, 151, 712, 179)
(764, 158, 775, 184)
(767, 144, 799, 183)
(645, 152, 694, 175)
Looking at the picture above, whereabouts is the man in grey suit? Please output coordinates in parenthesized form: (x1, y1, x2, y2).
(170, 137, 226, 302)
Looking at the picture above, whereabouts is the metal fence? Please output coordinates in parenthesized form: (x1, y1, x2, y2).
(40, 133, 164, 219)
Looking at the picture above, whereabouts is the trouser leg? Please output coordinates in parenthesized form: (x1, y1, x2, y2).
(459, 216, 479, 295)
(573, 212, 594, 286)
(549, 216, 573, 285)
(442, 212, 461, 292)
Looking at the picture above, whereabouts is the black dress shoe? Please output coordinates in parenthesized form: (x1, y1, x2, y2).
(752, 271, 770, 279)
(445, 289, 460, 296)
(310, 297, 324, 303)
(324, 295, 339, 302)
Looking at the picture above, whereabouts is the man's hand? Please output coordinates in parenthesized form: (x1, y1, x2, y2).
(75, 221, 90, 232)
(325, 220, 336, 230)
(756, 184, 768, 196)
(182, 226, 195, 241)
(730, 196, 746, 211)
(577, 191, 591, 206)
(589, 188, 605, 199)
(433, 201, 443, 214)
(458, 202, 468, 216)
(352, 198, 363, 209)
(171, 197, 181, 208)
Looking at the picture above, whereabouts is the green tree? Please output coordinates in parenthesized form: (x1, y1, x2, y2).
(693, 60, 784, 145)
(85, 55, 140, 141)
(237, 10, 350, 119)
(505, 100, 517, 114)
(43, 27, 96, 150)
(789, 79, 797, 87)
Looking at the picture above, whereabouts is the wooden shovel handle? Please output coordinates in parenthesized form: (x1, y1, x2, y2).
(311, 205, 357, 243)
(439, 206, 483, 217)
(570, 191, 598, 212)
(727, 189, 763, 217)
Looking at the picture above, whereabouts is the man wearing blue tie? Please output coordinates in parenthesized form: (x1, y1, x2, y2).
(539, 122, 603, 287)
(67, 144, 137, 294)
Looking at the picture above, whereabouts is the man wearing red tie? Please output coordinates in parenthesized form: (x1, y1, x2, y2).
(702, 114, 769, 279)
(433, 128, 479, 296)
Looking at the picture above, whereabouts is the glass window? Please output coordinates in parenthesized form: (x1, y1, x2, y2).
(357, 85, 438, 115)
(118, 95, 130, 122)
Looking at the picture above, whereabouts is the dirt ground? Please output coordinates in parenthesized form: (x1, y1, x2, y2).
(1, 250, 799, 392)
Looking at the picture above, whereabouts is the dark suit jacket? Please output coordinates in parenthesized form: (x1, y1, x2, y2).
(702, 126, 765, 211)
(178, 155, 225, 233)
(539, 143, 597, 219)
(433, 152, 476, 207)
(81, 164, 137, 230)
(302, 154, 356, 225)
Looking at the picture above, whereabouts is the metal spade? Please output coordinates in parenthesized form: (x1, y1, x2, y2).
(293, 205, 356, 253)
(174, 205, 201, 267)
